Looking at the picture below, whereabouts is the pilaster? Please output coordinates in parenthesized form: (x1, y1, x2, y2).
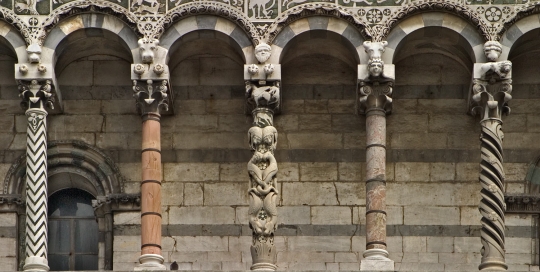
(245, 43, 280, 271)
(469, 41, 512, 271)
(17, 78, 56, 272)
(357, 41, 394, 272)
(132, 38, 172, 271)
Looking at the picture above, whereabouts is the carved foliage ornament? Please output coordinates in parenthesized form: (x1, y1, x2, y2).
(18, 79, 54, 110)
(133, 79, 169, 114)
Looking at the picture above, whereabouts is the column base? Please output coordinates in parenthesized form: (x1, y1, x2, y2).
(360, 249, 394, 271)
(251, 263, 277, 271)
(134, 254, 166, 271)
(23, 256, 49, 272)
(479, 258, 508, 271)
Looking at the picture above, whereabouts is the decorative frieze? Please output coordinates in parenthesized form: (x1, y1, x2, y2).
(505, 195, 540, 214)
(245, 44, 280, 271)
(357, 41, 394, 272)
(469, 41, 512, 271)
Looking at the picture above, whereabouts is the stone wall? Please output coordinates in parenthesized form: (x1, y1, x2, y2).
(0, 8, 540, 272)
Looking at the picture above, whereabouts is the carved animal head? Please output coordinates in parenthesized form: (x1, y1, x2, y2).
(255, 43, 272, 63)
(363, 41, 387, 61)
(484, 41, 502, 62)
(26, 43, 41, 63)
(138, 38, 159, 64)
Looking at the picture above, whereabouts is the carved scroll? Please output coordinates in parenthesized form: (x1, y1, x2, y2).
(470, 41, 512, 271)
(246, 80, 280, 271)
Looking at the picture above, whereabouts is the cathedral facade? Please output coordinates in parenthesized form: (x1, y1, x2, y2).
(0, 0, 538, 271)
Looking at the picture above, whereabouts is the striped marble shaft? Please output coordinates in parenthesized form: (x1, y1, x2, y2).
(25, 108, 49, 260)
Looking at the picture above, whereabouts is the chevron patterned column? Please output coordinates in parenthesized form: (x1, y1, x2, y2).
(19, 80, 54, 272)
(470, 41, 512, 271)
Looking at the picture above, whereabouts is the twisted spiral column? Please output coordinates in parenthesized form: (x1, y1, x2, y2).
(23, 107, 50, 272)
(478, 118, 507, 270)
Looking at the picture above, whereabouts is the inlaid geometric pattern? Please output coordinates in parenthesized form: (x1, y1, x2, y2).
(24, 109, 48, 259)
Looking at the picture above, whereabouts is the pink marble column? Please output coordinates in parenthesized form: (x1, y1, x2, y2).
(365, 108, 387, 252)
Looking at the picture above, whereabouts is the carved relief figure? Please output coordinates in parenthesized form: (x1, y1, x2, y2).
(249, 0, 276, 19)
(15, 0, 41, 15)
(131, 0, 160, 14)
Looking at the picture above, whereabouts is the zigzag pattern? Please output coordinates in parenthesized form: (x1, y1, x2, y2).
(25, 111, 48, 259)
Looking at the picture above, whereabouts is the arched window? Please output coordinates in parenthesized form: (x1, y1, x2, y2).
(48, 188, 98, 271)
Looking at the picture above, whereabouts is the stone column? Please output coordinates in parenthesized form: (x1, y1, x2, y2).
(132, 38, 171, 271)
(18, 79, 54, 272)
(358, 41, 394, 271)
(470, 41, 512, 271)
(245, 43, 281, 271)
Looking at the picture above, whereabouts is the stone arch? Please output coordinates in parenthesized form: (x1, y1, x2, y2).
(40, 12, 140, 65)
(266, 3, 369, 64)
(384, 12, 486, 64)
(3, 140, 125, 196)
(157, 2, 257, 63)
(499, 12, 540, 61)
(0, 8, 31, 61)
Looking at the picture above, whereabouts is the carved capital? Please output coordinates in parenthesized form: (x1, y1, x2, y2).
(245, 81, 281, 114)
(469, 42, 512, 121)
(92, 194, 141, 213)
(357, 63, 394, 115)
(18, 79, 55, 111)
(133, 79, 173, 115)
(0, 194, 24, 213)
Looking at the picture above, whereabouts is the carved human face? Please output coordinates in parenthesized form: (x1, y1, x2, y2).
(255, 43, 271, 63)
(368, 62, 383, 77)
(484, 41, 502, 62)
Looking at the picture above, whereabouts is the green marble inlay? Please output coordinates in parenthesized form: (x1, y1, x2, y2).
(0, 0, 13, 11)
(129, 0, 166, 14)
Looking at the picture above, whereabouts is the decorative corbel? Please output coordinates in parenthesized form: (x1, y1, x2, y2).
(15, 44, 63, 113)
(469, 41, 511, 271)
(245, 43, 280, 271)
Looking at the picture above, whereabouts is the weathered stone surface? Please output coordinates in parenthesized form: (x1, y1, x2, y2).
(288, 133, 343, 149)
(288, 236, 351, 251)
(311, 206, 352, 224)
(299, 162, 338, 181)
(404, 206, 460, 225)
(114, 212, 141, 225)
(427, 237, 454, 253)
(161, 181, 184, 206)
(283, 182, 338, 205)
(164, 163, 219, 182)
(169, 206, 235, 224)
(204, 182, 248, 205)
(403, 236, 426, 253)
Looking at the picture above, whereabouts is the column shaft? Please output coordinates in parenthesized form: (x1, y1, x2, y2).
(478, 118, 507, 270)
(24, 107, 50, 272)
(365, 109, 387, 251)
(137, 112, 165, 269)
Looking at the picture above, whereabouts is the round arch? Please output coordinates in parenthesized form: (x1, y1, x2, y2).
(266, 5, 368, 64)
(0, 19, 28, 62)
(40, 13, 140, 66)
(500, 13, 540, 61)
(3, 140, 125, 196)
(384, 12, 486, 64)
(159, 14, 255, 64)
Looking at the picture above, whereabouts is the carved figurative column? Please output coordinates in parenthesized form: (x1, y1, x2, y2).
(245, 43, 281, 271)
(358, 41, 394, 271)
(16, 45, 60, 272)
(470, 41, 512, 271)
(132, 38, 172, 271)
